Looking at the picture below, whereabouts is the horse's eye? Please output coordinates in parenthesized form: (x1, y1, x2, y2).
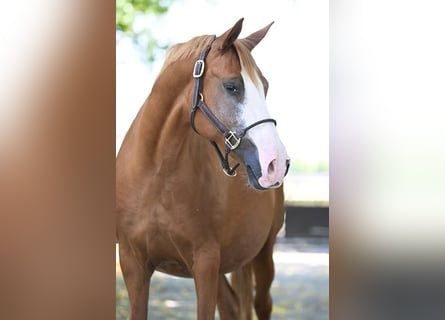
(224, 82, 239, 95)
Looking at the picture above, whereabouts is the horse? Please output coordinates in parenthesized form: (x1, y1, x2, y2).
(116, 18, 290, 320)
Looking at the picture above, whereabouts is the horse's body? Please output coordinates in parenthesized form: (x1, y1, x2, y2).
(117, 19, 290, 320)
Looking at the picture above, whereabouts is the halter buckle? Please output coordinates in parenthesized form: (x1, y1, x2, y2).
(193, 60, 205, 78)
(225, 131, 241, 150)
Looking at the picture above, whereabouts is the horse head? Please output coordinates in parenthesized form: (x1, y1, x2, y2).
(191, 18, 290, 190)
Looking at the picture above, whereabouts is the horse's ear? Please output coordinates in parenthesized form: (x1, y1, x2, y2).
(217, 18, 244, 52)
(240, 21, 274, 51)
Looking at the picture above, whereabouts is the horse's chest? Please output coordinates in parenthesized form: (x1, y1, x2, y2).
(155, 219, 270, 276)
(219, 216, 272, 273)
(148, 182, 278, 274)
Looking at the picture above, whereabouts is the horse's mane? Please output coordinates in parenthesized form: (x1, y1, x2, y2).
(161, 35, 215, 73)
(161, 35, 262, 87)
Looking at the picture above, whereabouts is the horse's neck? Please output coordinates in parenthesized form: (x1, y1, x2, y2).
(134, 62, 215, 174)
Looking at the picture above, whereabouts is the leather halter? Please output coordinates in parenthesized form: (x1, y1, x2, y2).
(190, 37, 277, 176)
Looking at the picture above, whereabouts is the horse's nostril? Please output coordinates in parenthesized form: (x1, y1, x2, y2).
(268, 159, 277, 176)
(284, 159, 291, 176)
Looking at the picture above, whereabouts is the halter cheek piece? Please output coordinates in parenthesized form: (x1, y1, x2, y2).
(190, 37, 277, 177)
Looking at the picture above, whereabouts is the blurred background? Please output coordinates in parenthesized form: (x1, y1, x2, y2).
(1, 1, 444, 319)
(116, 0, 329, 319)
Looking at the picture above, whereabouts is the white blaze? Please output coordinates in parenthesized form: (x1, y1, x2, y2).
(240, 70, 289, 188)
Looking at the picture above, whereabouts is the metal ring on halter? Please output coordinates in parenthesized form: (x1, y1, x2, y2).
(223, 168, 237, 177)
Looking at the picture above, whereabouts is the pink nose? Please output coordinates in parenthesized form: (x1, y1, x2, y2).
(258, 157, 287, 188)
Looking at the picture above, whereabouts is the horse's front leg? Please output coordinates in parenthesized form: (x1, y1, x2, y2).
(217, 274, 240, 320)
(252, 237, 276, 320)
(119, 242, 153, 320)
(192, 244, 221, 320)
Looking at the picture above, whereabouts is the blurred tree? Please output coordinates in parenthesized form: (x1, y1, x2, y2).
(116, 0, 176, 62)
(116, 0, 172, 33)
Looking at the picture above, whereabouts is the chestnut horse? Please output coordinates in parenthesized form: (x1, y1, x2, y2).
(116, 19, 290, 320)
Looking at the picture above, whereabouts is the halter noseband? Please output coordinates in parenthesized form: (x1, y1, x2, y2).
(190, 37, 277, 177)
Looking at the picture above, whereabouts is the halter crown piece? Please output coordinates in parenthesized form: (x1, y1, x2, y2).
(190, 37, 277, 177)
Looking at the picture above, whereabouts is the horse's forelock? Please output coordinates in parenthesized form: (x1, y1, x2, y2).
(233, 40, 263, 89)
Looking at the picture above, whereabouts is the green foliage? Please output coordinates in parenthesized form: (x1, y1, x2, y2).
(116, 0, 172, 33)
(116, 0, 175, 62)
